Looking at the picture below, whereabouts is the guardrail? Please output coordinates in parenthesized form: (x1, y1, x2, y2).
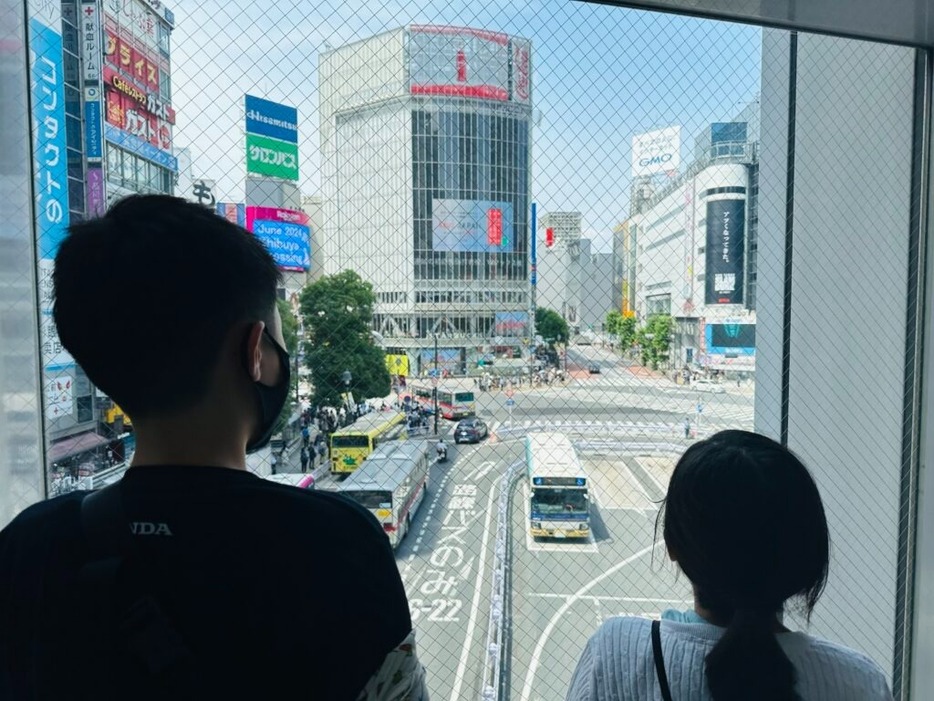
(481, 459, 524, 701)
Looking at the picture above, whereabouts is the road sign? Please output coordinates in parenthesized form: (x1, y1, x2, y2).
(506, 387, 515, 398)
(505, 398, 515, 407)
(696, 403, 703, 414)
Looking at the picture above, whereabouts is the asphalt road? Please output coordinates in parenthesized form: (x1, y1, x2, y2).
(316, 346, 754, 700)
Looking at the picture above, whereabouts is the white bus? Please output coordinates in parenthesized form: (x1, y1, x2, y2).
(525, 432, 591, 539)
(337, 439, 430, 549)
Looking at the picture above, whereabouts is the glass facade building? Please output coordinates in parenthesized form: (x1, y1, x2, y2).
(320, 27, 533, 374)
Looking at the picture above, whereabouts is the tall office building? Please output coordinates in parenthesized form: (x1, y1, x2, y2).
(32, 0, 177, 485)
(320, 26, 533, 375)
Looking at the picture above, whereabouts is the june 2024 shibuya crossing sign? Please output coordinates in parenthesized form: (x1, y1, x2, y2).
(244, 95, 299, 181)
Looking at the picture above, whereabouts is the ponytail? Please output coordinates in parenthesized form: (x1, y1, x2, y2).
(704, 608, 798, 701)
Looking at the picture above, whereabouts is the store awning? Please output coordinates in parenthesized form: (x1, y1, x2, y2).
(49, 431, 108, 462)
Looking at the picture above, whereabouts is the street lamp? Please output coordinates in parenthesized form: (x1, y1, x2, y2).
(341, 369, 352, 416)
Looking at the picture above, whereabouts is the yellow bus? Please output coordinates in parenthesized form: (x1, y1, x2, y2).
(330, 411, 406, 475)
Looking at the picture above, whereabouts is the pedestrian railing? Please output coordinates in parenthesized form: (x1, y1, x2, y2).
(480, 459, 524, 701)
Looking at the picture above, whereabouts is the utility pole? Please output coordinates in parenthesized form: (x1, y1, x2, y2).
(433, 333, 439, 436)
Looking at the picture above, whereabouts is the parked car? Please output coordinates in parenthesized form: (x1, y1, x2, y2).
(454, 417, 490, 444)
(693, 379, 726, 394)
(588, 364, 601, 374)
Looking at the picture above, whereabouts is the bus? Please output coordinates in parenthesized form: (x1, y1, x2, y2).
(525, 432, 591, 539)
(337, 439, 430, 549)
(410, 383, 476, 419)
(330, 411, 406, 475)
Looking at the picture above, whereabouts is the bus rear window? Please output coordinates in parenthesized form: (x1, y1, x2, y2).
(455, 392, 475, 402)
(332, 435, 370, 448)
(344, 491, 392, 509)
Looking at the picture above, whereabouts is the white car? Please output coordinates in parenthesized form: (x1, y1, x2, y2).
(693, 379, 726, 394)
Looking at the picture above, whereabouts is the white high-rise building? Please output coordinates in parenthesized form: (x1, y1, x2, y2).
(319, 26, 534, 375)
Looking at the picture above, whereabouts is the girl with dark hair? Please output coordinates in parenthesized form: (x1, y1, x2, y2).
(566, 430, 892, 701)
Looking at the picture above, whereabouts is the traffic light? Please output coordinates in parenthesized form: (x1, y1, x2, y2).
(545, 227, 555, 247)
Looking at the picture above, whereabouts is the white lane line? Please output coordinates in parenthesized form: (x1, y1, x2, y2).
(448, 483, 497, 701)
(527, 593, 693, 605)
(400, 467, 452, 584)
(518, 543, 656, 701)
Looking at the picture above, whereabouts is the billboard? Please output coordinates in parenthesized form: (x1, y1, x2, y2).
(246, 132, 299, 181)
(432, 199, 514, 252)
(419, 349, 462, 375)
(245, 206, 310, 272)
(216, 202, 246, 227)
(631, 126, 681, 177)
(385, 353, 410, 377)
(704, 199, 746, 305)
(494, 312, 530, 337)
(705, 321, 756, 354)
(409, 26, 510, 101)
(245, 95, 298, 144)
(511, 38, 532, 104)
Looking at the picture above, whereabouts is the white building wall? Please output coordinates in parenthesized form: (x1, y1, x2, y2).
(330, 105, 413, 309)
(757, 29, 916, 682)
(634, 163, 747, 320)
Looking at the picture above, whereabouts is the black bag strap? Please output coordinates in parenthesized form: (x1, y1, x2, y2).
(652, 619, 674, 701)
(79, 484, 200, 697)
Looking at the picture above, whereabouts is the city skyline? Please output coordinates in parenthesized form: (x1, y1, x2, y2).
(171, 0, 760, 253)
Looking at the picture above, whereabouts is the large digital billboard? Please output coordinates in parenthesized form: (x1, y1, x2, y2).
(494, 312, 529, 337)
(432, 199, 514, 253)
(706, 322, 756, 354)
(245, 206, 310, 272)
(409, 26, 510, 101)
(704, 199, 746, 305)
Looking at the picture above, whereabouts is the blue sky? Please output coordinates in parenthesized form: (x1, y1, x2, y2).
(171, 0, 760, 252)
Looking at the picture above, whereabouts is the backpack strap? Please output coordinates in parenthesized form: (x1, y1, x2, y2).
(652, 619, 674, 701)
(79, 484, 199, 697)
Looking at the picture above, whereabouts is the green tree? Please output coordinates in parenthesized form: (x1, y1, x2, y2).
(300, 271, 391, 406)
(605, 310, 623, 336)
(273, 298, 300, 434)
(635, 314, 673, 370)
(618, 316, 637, 350)
(535, 307, 569, 345)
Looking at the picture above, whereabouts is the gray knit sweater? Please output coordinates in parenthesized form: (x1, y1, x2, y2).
(566, 616, 892, 701)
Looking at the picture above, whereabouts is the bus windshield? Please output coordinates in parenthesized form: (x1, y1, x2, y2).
(531, 488, 588, 514)
(343, 490, 392, 509)
(332, 435, 370, 448)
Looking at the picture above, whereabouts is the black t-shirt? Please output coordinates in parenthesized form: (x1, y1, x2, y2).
(0, 465, 412, 700)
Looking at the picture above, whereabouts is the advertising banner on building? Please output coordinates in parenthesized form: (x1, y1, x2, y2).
(385, 353, 410, 377)
(419, 349, 462, 375)
(510, 37, 532, 105)
(432, 199, 514, 252)
(86, 166, 106, 217)
(246, 132, 299, 181)
(409, 25, 510, 101)
(704, 199, 746, 305)
(81, 0, 102, 83)
(216, 202, 246, 227)
(245, 95, 298, 144)
(494, 311, 530, 337)
(705, 321, 756, 354)
(105, 123, 177, 170)
(84, 90, 103, 159)
(631, 126, 681, 177)
(245, 206, 310, 271)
